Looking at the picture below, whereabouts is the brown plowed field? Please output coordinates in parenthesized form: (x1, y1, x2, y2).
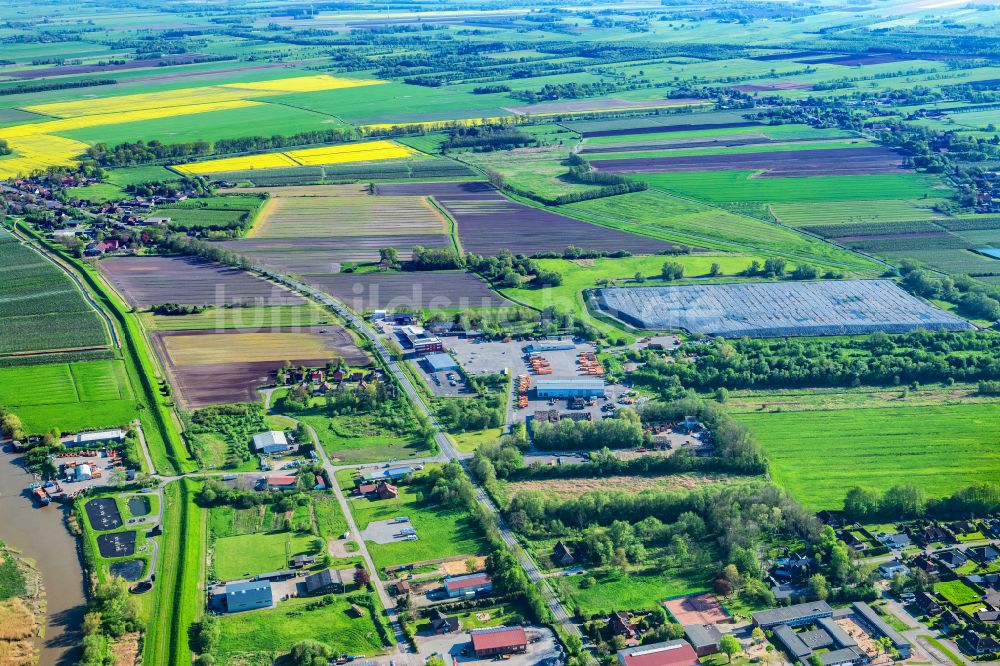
(376, 181, 676, 256)
(151, 327, 368, 408)
(303, 271, 513, 311)
(591, 146, 904, 177)
(99, 256, 306, 308)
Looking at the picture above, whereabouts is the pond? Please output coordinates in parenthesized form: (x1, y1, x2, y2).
(127, 495, 151, 517)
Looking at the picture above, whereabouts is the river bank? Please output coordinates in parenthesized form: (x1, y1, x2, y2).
(0, 444, 86, 666)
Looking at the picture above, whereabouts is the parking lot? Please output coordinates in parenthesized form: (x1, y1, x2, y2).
(361, 516, 418, 545)
(413, 360, 470, 398)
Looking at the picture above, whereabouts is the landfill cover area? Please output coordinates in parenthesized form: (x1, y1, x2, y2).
(594, 279, 975, 337)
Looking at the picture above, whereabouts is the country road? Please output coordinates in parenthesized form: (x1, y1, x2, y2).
(264, 271, 583, 639)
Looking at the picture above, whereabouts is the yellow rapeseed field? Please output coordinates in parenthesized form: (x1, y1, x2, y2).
(173, 140, 416, 174)
(0, 135, 90, 179)
(220, 74, 383, 93)
(285, 140, 415, 166)
(172, 152, 300, 175)
(25, 74, 384, 118)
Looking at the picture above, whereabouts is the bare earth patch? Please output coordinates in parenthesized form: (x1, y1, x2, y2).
(111, 632, 141, 666)
(441, 555, 487, 576)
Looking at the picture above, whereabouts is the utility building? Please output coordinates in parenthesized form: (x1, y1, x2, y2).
(535, 379, 605, 399)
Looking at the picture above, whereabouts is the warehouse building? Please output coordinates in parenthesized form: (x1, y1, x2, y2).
(423, 353, 459, 373)
(252, 431, 290, 454)
(470, 627, 528, 658)
(224, 580, 273, 612)
(535, 379, 605, 399)
(399, 325, 443, 354)
(72, 429, 126, 447)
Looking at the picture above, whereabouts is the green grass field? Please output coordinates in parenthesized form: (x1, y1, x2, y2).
(553, 567, 710, 615)
(559, 190, 879, 271)
(635, 170, 945, 203)
(213, 531, 318, 580)
(301, 412, 432, 465)
(934, 580, 981, 607)
(735, 403, 1000, 510)
(215, 594, 388, 662)
(143, 304, 333, 331)
(0, 360, 138, 434)
(337, 468, 488, 571)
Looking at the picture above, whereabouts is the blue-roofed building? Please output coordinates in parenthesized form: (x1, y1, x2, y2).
(423, 353, 459, 373)
(535, 379, 605, 399)
(225, 580, 273, 612)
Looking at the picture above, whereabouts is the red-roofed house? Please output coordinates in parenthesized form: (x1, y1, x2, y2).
(443, 573, 492, 598)
(617, 640, 698, 666)
(470, 627, 528, 658)
(376, 481, 398, 500)
(356, 483, 378, 496)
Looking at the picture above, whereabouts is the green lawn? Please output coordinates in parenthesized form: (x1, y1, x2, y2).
(216, 594, 388, 662)
(337, 468, 488, 571)
(213, 531, 318, 581)
(735, 403, 1000, 510)
(143, 304, 333, 331)
(553, 567, 710, 615)
(934, 580, 981, 607)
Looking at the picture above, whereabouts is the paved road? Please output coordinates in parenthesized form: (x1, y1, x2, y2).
(264, 272, 582, 638)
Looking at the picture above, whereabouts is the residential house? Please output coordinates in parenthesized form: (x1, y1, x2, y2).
(304, 568, 355, 595)
(916, 525, 952, 545)
(428, 608, 459, 634)
(442, 573, 492, 598)
(974, 610, 999, 624)
(967, 545, 999, 565)
(839, 531, 866, 551)
(938, 609, 963, 630)
(962, 631, 1000, 656)
(911, 554, 940, 577)
(949, 520, 977, 536)
(879, 560, 909, 579)
(937, 549, 969, 569)
(609, 611, 638, 640)
(376, 481, 398, 500)
(290, 554, 315, 569)
(883, 533, 911, 549)
(553, 541, 575, 566)
(914, 591, 942, 616)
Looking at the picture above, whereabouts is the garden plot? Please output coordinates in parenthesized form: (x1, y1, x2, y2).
(596, 280, 973, 336)
(99, 256, 305, 309)
(376, 181, 675, 256)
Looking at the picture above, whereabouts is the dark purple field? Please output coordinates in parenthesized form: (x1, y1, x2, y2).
(376, 181, 675, 256)
(591, 147, 904, 177)
(6, 54, 213, 79)
(217, 234, 451, 273)
(582, 122, 760, 139)
(303, 270, 513, 311)
(99, 256, 306, 308)
(580, 136, 776, 154)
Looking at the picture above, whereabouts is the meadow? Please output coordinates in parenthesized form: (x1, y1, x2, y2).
(299, 412, 432, 465)
(735, 403, 1000, 510)
(560, 190, 879, 271)
(215, 594, 388, 662)
(143, 304, 333, 331)
(634, 170, 945, 203)
(0, 360, 137, 434)
(336, 468, 488, 571)
(553, 566, 711, 616)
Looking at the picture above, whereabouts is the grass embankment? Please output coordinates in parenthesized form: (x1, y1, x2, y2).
(143, 479, 203, 666)
(17, 222, 194, 475)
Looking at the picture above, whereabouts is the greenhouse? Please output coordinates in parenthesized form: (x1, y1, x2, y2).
(595, 279, 974, 337)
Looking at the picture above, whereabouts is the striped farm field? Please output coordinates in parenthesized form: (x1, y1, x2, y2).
(735, 403, 1000, 510)
(771, 199, 952, 227)
(251, 194, 447, 238)
(173, 140, 417, 175)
